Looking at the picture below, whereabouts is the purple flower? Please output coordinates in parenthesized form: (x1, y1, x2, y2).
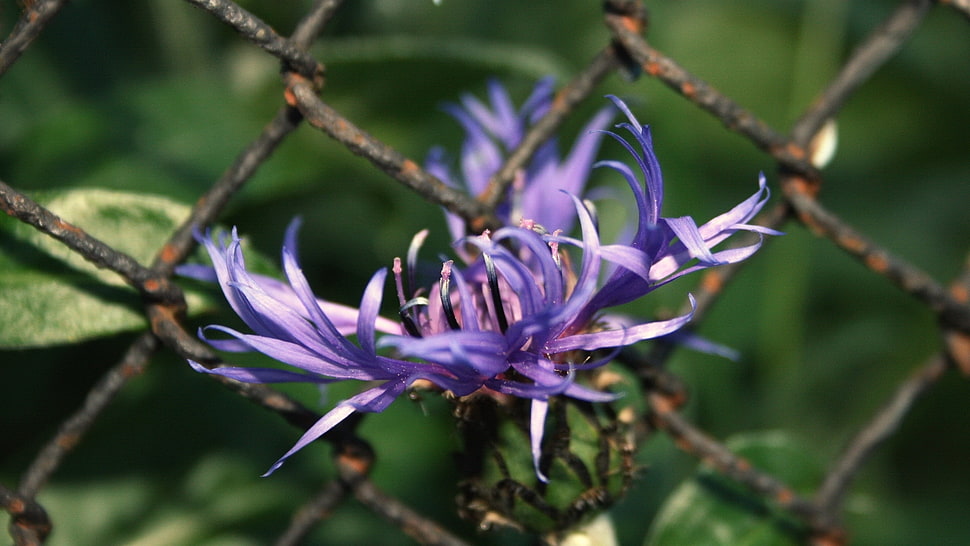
(425, 78, 614, 250)
(180, 91, 777, 480)
(570, 96, 781, 330)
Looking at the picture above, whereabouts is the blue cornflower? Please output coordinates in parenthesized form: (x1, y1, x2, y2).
(180, 90, 777, 480)
(571, 96, 780, 330)
(425, 77, 614, 251)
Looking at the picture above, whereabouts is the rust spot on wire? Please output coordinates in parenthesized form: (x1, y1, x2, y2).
(837, 234, 867, 254)
(283, 86, 298, 107)
(149, 303, 180, 335)
(668, 389, 688, 409)
(619, 14, 643, 33)
(700, 270, 724, 294)
(57, 433, 79, 450)
(8, 498, 25, 514)
(551, 90, 569, 112)
(644, 60, 662, 76)
(776, 487, 794, 505)
(338, 449, 373, 476)
(672, 436, 691, 452)
(468, 215, 490, 236)
(158, 243, 180, 265)
(680, 81, 696, 98)
(786, 142, 807, 160)
(649, 393, 676, 415)
(283, 73, 310, 107)
(785, 175, 818, 198)
(143, 278, 161, 292)
(864, 252, 889, 273)
(54, 218, 81, 235)
(811, 530, 848, 546)
(795, 210, 821, 235)
(399, 159, 420, 176)
(950, 284, 969, 304)
(120, 362, 144, 379)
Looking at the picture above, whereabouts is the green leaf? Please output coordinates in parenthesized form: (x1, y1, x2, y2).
(0, 188, 268, 348)
(34, 453, 291, 546)
(645, 431, 822, 546)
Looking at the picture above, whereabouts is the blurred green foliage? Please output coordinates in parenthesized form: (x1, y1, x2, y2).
(646, 432, 823, 546)
(1, 0, 968, 544)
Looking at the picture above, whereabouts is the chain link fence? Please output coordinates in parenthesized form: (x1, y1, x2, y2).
(2, 0, 969, 544)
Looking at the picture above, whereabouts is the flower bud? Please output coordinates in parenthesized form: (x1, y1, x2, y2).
(455, 364, 642, 539)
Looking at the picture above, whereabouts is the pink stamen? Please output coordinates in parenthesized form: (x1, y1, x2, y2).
(438, 260, 460, 330)
(549, 229, 562, 268)
(393, 257, 407, 307)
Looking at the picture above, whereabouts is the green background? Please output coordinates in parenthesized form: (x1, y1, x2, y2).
(2, 0, 969, 544)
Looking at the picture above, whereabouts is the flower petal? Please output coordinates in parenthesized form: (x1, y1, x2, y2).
(547, 295, 696, 352)
(262, 380, 407, 476)
(189, 360, 334, 384)
(531, 399, 550, 483)
(199, 325, 383, 379)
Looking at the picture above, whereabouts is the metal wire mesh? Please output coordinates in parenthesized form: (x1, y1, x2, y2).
(2, 0, 968, 544)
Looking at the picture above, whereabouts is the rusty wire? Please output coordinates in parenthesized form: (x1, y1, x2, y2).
(1, 0, 968, 544)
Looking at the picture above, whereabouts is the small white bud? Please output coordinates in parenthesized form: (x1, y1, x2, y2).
(810, 119, 838, 168)
(558, 513, 618, 546)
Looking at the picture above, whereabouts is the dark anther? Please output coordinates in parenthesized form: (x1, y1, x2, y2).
(483, 253, 509, 333)
(439, 264, 462, 330)
(399, 297, 428, 337)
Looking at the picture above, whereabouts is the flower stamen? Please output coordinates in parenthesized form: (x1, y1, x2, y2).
(392, 257, 407, 307)
(407, 229, 429, 298)
(399, 297, 428, 337)
(548, 228, 563, 270)
(439, 261, 461, 330)
(482, 252, 509, 333)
